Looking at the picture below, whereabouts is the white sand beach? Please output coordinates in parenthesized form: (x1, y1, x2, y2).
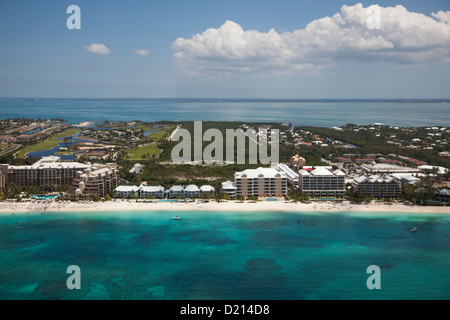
(0, 199, 449, 215)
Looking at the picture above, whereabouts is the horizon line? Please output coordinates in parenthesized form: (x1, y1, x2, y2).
(1, 97, 450, 101)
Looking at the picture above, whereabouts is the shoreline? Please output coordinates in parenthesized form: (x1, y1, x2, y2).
(1, 200, 449, 215)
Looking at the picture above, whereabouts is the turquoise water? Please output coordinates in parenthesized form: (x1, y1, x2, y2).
(144, 129, 163, 137)
(0, 210, 449, 300)
(25, 131, 96, 160)
(0, 99, 449, 127)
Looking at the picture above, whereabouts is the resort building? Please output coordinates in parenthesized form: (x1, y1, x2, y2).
(199, 185, 215, 197)
(0, 165, 7, 191)
(417, 165, 448, 175)
(114, 185, 140, 198)
(3, 156, 90, 188)
(139, 185, 165, 198)
(290, 155, 306, 169)
(298, 167, 345, 197)
(361, 161, 421, 175)
(275, 163, 299, 186)
(234, 167, 287, 198)
(70, 163, 119, 197)
(391, 173, 421, 185)
(436, 189, 450, 203)
(352, 174, 402, 198)
(185, 184, 200, 198)
(221, 180, 237, 198)
(168, 185, 185, 199)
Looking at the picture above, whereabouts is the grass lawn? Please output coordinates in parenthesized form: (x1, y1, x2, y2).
(16, 128, 80, 158)
(127, 143, 161, 160)
(148, 130, 170, 141)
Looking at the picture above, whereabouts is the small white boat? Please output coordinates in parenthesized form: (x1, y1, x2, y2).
(410, 227, 418, 232)
(172, 216, 182, 220)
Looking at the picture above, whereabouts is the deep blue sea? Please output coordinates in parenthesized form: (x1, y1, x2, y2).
(1, 99, 449, 127)
(0, 210, 449, 300)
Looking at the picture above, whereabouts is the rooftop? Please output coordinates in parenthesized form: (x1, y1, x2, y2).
(276, 163, 299, 180)
(235, 167, 286, 179)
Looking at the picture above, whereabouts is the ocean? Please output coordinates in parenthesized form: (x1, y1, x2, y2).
(0, 210, 449, 300)
(1, 99, 449, 127)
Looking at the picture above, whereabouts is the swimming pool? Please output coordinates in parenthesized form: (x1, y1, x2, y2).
(31, 195, 61, 200)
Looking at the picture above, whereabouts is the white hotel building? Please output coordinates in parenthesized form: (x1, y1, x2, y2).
(234, 167, 287, 197)
(298, 167, 345, 197)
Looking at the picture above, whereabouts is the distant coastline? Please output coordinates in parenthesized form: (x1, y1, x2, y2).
(1, 98, 449, 127)
(1, 97, 450, 103)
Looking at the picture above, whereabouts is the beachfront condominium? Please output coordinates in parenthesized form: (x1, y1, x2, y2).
(139, 185, 165, 199)
(114, 185, 141, 198)
(221, 180, 237, 198)
(184, 184, 200, 198)
(298, 167, 345, 197)
(234, 167, 287, 198)
(70, 164, 119, 197)
(1, 156, 90, 189)
(352, 174, 402, 198)
(114, 184, 214, 199)
(168, 185, 185, 198)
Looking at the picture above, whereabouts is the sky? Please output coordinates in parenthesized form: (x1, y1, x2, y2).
(0, 0, 449, 99)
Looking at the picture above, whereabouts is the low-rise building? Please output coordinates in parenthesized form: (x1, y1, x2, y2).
(391, 173, 421, 185)
(221, 180, 237, 198)
(168, 185, 185, 198)
(336, 157, 351, 163)
(355, 158, 375, 164)
(139, 185, 165, 198)
(436, 189, 450, 203)
(362, 161, 421, 174)
(185, 184, 200, 198)
(114, 185, 140, 198)
(199, 185, 215, 197)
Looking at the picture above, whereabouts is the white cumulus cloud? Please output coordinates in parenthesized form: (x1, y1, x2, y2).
(133, 49, 151, 56)
(84, 43, 111, 55)
(171, 3, 450, 77)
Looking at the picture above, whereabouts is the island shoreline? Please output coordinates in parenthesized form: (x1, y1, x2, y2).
(1, 200, 448, 215)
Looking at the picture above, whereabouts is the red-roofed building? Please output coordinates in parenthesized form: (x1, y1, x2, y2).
(380, 159, 401, 164)
(335, 157, 351, 163)
(407, 158, 427, 166)
(2, 136, 17, 143)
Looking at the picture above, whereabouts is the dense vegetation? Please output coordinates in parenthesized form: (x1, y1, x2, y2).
(299, 125, 450, 168)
